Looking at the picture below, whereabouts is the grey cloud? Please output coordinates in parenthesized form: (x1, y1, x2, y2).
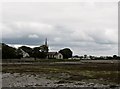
(1, 2, 118, 56)
(2, 37, 44, 45)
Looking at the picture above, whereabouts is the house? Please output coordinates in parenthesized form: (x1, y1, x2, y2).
(47, 52, 63, 59)
(20, 49, 30, 58)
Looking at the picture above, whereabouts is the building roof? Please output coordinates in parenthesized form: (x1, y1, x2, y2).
(47, 52, 57, 55)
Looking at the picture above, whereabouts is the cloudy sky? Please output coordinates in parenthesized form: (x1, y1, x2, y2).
(1, 1, 118, 56)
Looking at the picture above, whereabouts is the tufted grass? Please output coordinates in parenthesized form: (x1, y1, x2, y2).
(2, 60, 120, 84)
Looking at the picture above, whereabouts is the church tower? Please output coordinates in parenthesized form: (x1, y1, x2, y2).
(45, 38, 48, 46)
(45, 38, 49, 53)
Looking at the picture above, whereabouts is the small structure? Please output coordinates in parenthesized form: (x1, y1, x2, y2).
(47, 52, 63, 59)
(70, 55, 80, 59)
(44, 38, 63, 59)
(20, 49, 30, 58)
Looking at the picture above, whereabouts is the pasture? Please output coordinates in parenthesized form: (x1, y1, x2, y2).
(2, 59, 120, 86)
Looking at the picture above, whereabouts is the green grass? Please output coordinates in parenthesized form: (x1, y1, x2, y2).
(2, 62, 120, 84)
(2, 58, 81, 63)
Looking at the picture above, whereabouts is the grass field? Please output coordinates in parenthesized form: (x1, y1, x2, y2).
(2, 59, 120, 85)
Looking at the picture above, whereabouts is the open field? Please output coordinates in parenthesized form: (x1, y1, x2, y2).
(2, 58, 120, 63)
(2, 59, 120, 88)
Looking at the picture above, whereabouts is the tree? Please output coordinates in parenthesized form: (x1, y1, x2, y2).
(84, 55, 87, 59)
(80, 56, 83, 59)
(18, 46, 33, 57)
(39, 45, 48, 58)
(89, 55, 93, 60)
(113, 55, 117, 59)
(39, 45, 49, 53)
(32, 47, 41, 60)
(59, 48, 73, 59)
(2, 43, 17, 59)
(16, 48, 23, 59)
(32, 45, 48, 59)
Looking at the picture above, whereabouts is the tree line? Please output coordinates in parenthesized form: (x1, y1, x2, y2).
(2, 43, 73, 59)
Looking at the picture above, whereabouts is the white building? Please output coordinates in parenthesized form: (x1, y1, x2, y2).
(47, 52, 63, 59)
(20, 49, 30, 58)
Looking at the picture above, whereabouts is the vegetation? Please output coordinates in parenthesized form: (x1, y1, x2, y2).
(59, 48, 73, 59)
(18, 46, 33, 57)
(2, 62, 120, 84)
(32, 45, 48, 59)
(2, 43, 49, 59)
(1, 43, 120, 60)
(1, 43, 120, 86)
(2, 43, 18, 59)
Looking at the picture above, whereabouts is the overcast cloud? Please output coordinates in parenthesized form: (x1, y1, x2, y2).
(1, 2, 118, 56)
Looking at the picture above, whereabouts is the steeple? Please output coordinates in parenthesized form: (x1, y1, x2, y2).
(45, 38, 47, 46)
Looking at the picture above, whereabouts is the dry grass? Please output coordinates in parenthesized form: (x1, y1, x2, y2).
(2, 60, 120, 84)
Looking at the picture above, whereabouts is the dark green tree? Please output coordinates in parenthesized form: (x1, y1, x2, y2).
(18, 46, 33, 57)
(113, 55, 117, 59)
(40, 45, 49, 53)
(59, 48, 73, 59)
(2, 43, 17, 59)
(16, 48, 23, 59)
(39, 45, 48, 58)
(32, 45, 48, 59)
(32, 47, 40, 59)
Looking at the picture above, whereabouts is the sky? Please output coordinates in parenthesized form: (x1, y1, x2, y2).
(1, 1, 118, 56)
